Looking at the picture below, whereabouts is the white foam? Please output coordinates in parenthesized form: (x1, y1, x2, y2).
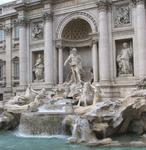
(38, 105, 65, 113)
(14, 131, 67, 139)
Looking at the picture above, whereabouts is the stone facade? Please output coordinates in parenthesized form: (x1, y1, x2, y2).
(0, 0, 145, 100)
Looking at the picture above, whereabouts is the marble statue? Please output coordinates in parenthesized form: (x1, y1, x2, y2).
(117, 42, 133, 76)
(77, 82, 94, 107)
(67, 82, 82, 99)
(63, 83, 70, 98)
(5, 86, 46, 113)
(28, 88, 46, 112)
(64, 48, 82, 84)
(91, 83, 103, 105)
(33, 54, 44, 81)
(6, 85, 38, 106)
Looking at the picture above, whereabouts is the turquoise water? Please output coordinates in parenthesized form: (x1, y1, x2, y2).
(0, 132, 146, 150)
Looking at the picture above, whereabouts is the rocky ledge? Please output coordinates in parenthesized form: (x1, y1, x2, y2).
(63, 89, 146, 145)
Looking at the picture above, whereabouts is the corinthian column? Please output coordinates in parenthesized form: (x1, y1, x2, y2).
(18, 18, 28, 86)
(135, 0, 146, 77)
(43, 11, 54, 84)
(97, 0, 111, 82)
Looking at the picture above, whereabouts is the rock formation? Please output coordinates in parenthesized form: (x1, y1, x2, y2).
(0, 86, 47, 130)
(1, 80, 146, 147)
(63, 86, 146, 145)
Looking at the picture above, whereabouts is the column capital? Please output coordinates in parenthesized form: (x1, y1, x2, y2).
(15, 18, 28, 27)
(92, 39, 98, 45)
(56, 39, 63, 49)
(4, 25, 12, 34)
(43, 12, 53, 21)
(132, 0, 145, 5)
(57, 45, 63, 49)
(97, 0, 112, 12)
(89, 32, 98, 45)
(0, 25, 4, 30)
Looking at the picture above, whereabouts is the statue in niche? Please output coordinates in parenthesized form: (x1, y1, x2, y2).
(114, 5, 130, 27)
(33, 54, 44, 81)
(117, 42, 133, 76)
(64, 48, 83, 84)
(32, 22, 43, 40)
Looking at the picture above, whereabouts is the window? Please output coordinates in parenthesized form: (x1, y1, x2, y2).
(0, 8, 2, 15)
(14, 26, 19, 40)
(0, 30, 4, 42)
(0, 60, 4, 81)
(0, 94, 3, 101)
(13, 57, 19, 80)
(14, 61, 19, 80)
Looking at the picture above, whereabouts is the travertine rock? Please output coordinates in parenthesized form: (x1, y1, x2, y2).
(64, 88, 146, 145)
(0, 111, 20, 130)
(63, 115, 98, 144)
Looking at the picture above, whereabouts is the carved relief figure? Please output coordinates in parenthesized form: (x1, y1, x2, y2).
(32, 22, 43, 40)
(64, 48, 83, 84)
(114, 5, 130, 27)
(33, 54, 44, 81)
(117, 42, 133, 76)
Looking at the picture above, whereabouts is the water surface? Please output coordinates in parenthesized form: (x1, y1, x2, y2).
(0, 131, 145, 150)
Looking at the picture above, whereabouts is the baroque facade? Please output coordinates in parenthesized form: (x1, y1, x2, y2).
(0, 0, 145, 100)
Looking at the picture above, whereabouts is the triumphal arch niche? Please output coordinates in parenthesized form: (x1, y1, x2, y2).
(56, 12, 99, 84)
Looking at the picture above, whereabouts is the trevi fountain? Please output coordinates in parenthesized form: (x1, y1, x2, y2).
(0, 47, 146, 150)
(0, 0, 146, 150)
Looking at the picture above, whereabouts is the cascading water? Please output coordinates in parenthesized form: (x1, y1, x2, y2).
(16, 99, 74, 137)
(18, 112, 70, 136)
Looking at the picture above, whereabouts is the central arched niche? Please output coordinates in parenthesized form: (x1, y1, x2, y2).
(61, 18, 94, 82)
(62, 18, 92, 40)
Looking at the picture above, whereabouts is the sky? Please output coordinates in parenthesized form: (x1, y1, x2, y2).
(0, 0, 14, 5)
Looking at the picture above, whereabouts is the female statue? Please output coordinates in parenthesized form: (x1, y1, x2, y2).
(33, 54, 44, 81)
(117, 42, 133, 76)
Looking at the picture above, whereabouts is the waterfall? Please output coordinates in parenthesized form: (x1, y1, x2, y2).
(18, 112, 68, 136)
